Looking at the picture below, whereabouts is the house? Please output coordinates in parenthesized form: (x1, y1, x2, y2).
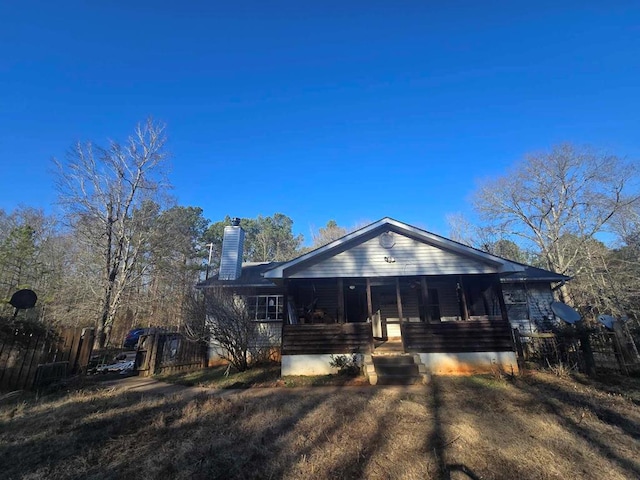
(198, 217, 568, 380)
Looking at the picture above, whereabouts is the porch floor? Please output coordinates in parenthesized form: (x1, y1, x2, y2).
(373, 337, 404, 354)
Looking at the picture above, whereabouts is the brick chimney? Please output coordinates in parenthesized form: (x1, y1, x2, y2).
(218, 217, 244, 280)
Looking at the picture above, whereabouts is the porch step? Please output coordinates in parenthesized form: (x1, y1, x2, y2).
(373, 339, 405, 354)
(372, 355, 416, 366)
(367, 354, 429, 386)
(376, 375, 423, 386)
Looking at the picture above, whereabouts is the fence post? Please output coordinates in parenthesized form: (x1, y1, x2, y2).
(611, 333, 630, 376)
(75, 329, 95, 374)
(578, 326, 596, 377)
(512, 328, 525, 371)
(147, 333, 161, 377)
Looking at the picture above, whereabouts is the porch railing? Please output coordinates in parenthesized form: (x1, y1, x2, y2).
(282, 323, 373, 355)
(403, 319, 514, 353)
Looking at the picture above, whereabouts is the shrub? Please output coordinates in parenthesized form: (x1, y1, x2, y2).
(329, 354, 361, 376)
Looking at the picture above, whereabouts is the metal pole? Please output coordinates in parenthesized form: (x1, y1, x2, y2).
(205, 243, 214, 280)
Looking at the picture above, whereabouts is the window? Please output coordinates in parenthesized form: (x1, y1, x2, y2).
(247, 295, 284, 322)
(504, 285, 528, 321)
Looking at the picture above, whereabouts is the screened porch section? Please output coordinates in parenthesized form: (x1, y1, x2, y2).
(281, 274, 513, 355)
(284, 274, 508, 331)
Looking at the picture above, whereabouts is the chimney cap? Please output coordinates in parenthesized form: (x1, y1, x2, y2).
(231, 217, 241, 227)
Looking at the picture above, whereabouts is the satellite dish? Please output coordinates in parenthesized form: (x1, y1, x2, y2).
(10, 289, 37, 310)
(551, 302, 582, 324)
(597, 314, 616, 330)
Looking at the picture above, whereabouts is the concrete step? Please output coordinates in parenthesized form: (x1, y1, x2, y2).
(372, 355, 416, 365)
(372, 353, 427, 385)
(365, 353, 429, 386)
(376, 374, 425, 386)
(373, 363, 419, 376)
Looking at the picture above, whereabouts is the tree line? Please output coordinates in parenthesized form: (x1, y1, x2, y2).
(1, 120, 639, 346)
(0, 119, 350, 346)
(448, 144, 640, 322)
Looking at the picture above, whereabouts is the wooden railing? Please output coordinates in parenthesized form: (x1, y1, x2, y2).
(282, 323, 373, 355)
(403, 320, 514, 353)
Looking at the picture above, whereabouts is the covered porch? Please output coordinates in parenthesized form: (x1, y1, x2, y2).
(283, 274, 510, 343)
(280, 274, 518, 375)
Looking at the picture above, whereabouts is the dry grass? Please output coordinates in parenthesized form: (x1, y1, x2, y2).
(157, 364, 283, 388)
(1, 371, 639, 479)
(158, 364, 369, 388)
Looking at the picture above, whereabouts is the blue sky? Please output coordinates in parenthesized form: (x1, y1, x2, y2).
(1, 1, 639, 243)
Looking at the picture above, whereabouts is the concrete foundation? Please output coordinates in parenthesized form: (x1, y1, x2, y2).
(281, 353, 363, 376)
(282, 351, 518, 377)
(417, 351, 519, 375)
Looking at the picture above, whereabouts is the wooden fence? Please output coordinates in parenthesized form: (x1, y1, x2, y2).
(136, 332, 207, 377)
(513, 328, 638, 376)
(0, 327, 95, 391)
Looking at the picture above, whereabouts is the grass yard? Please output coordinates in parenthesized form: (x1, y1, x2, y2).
(1, 371, 639, 479)
(157, 364, 283, 388)
(158, 364, 370, 388)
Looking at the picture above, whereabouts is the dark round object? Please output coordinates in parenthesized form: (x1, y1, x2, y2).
(9, 289, 37, 310)
(550, 301, 581, 324)
(597, 314, 616, 330)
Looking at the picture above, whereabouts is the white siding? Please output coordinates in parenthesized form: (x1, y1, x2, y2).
(290, 233, 499, 278)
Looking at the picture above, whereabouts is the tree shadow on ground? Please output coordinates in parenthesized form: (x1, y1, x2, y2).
(426, 376, 483, 480)
(3, 372, 639, 479)
(515, 375, 640, 477)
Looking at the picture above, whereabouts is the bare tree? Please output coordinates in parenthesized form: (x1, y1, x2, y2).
(473, 144, 639, 304)
(446, 213, 531, 263)
(54, 118, 170, 347)
(310, 220, 347, 248)
(194, 287, 275, 371)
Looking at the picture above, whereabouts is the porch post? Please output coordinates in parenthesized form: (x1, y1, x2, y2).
(458, 275, 469, 321)
(420, 277, 432, 323)
(283, 279, 289, 325)
(366, 278, 374, 352)
(366, 278, 373, 320)
(337, 278, 344, 323)
(281, 280, 289, 359)
(493, 275, 510, 324)
(395, 277, 404, 324)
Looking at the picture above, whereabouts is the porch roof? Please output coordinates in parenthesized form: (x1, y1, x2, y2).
(500, 264, 570, 283)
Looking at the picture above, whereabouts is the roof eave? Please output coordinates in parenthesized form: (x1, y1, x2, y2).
(501, 277, 569, 283)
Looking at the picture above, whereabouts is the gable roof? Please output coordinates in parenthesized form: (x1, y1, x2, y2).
(264, 217, 526, 279)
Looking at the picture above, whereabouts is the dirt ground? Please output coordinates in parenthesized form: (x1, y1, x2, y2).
(1, 371, 639, 480)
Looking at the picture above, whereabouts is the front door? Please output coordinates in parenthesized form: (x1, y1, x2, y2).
(371, 284, 403, 340)
(344, 284, 367, 323)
